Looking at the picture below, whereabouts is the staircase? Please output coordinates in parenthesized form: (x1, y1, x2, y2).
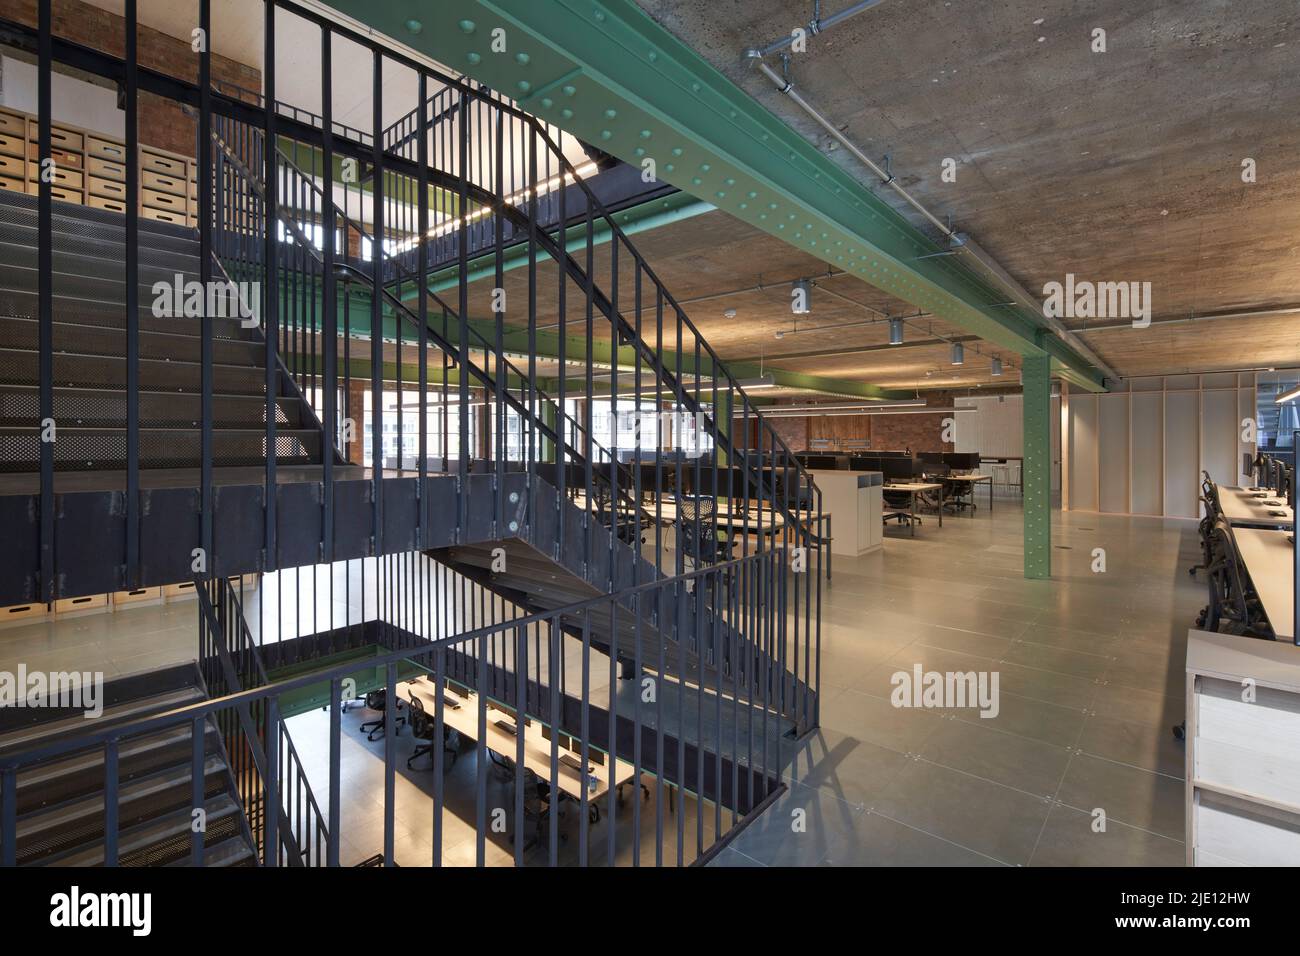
(0, 664, 257, 866)
(0, 189, 324, 472)
(1, 24, 823, 865)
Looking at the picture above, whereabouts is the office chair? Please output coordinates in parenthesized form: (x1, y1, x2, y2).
(1198, 519, 1272, 638)
(358, 688, 405, 742)
(405, 692, 458, 770)
(509, 768, 564, 852)
(1190, 475, 1222, 577)
(676, 494, 733, 566)
(882, 487, 921, 528)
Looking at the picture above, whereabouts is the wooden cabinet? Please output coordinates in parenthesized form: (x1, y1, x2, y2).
(0, 106, 196, 226)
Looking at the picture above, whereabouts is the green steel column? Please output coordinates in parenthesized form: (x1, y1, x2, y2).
(714, 389, 731, 466)
(541, 401, 557, 463)
(1022, 354, 1052, 579)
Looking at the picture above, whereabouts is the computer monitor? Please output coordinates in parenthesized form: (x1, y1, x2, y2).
(944, 452, 981, 470)
(801, 454, 842, 470)
(1243, 452, 1256, 482)
(882, 457, 916, 482)
(918, 451, 945, 463)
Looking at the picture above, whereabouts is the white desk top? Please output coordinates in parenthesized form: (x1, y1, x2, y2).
(943, 474, 993, 483)
(1218, 487, 1294, 528)
(1231, 526, 1296, 642)
(398, 677, 636, 802)
(883, 481, 943, 492)
(1187, 628, 1300, 690)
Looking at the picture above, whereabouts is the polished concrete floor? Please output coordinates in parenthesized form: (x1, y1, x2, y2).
(0, 495, 1203, 866)
(713, 497, 1198, 867)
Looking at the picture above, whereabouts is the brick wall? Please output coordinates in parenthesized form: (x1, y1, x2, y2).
(0, 0, 260, 156)
(742, 391, 958, 454)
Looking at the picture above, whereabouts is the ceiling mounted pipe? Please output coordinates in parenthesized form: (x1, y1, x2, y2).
(745, 0, 888, 59)
(747, 42, 1122, 385)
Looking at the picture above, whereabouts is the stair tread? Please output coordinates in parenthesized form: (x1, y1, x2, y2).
(16, 721, 216, 792)
(49, 792, 242, 867)
(0, 686, 205, 754)
(15, 755, 226, 839)
(166, 833, 257, 868)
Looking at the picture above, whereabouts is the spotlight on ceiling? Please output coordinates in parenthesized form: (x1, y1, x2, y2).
(791, 279, 811, 315)
(991, 356, 1003, 376)
(950, 342, 965, 366)
(774, 330, 785, 339)
(723, 308, 737, 319)
(889, 317, 904, 345)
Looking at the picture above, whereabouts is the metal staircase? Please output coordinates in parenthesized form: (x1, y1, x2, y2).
(0, 0, 823, 866)
(0, 190, 325, 472)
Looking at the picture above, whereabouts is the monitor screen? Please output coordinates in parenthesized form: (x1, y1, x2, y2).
(882, 457, 915, 481)
(944, 452, 981, 471)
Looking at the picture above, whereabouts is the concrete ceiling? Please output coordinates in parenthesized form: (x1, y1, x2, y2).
(629, 0, 1300, 382)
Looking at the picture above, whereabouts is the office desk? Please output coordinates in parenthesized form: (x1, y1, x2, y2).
(882, 482, 944, 537)
(944, 473, 995, 512)
(1230, 527, 1295, 641)
(399, 676, 637, 808)
(573, 492, 789, 533)
(1219, 487, 1295, 529)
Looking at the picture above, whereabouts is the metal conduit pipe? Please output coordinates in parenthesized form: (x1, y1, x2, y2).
(747, 54, 1123, 384)
(747, 0, 889, 59)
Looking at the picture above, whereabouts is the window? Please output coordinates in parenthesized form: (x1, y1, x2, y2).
(275, 220, 339, 252)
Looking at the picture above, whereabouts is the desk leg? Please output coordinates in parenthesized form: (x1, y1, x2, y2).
(938, 486, 944, 528)
(989, 479, 994, 513)
(910, 492, 917, 537)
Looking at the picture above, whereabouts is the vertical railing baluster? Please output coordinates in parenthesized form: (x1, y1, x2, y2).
(124, 0, 140, 590)
(1, 766, 15, 867)
(328, 677, 341, 867)
(36, 0, 53, 606)
(370, 50, 385, 557)
(191, 714, 206, 865)
(99, 740, 118, 867)
(321, 25, 336, 564)
(263, 0, 278, 575)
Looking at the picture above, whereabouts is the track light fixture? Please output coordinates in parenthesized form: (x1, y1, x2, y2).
(951, 341, 964, 366)
(991, 356, 1003, 376)
(889, 317, 903, 345)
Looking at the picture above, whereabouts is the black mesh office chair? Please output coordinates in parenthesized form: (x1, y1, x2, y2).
(1190, 473, 1221, 577)
(676, 494, 732, 565)
(358, 688, 405, 742)
(1198, 518, 1271, 638)
(405, 692, 458, 770)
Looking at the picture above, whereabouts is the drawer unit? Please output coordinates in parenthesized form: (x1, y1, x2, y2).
(88, 176, 126, 201)
(87, 155, 127, 181)
(142, 168, 187, 194)
(143, 187, 186, 213)
(141, 150, 186, 177)
(1, 601, 47, 625)
(0, 153, 23, 178)
(48, 124, 84, 153)
(142, 206, 187, 224)
(87, 194, 126, 213)
(27, 142, 82, 168)
(49, 185, 80, 203)
(0, 176, 25, 194)
(0, 132, 24, 158)
(54, 593, 108, 615)
(87, 135, 127, 163)
(112, 586, 162, 607)
(27, 161, 83, 189)
(0, 109, 25, 137)
(88, 175, 127, 200)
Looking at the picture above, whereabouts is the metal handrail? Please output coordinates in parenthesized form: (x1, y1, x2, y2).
(1, 548, 782, 772)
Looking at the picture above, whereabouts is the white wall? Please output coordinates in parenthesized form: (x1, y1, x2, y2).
(0, 54, 124, 140)
(954, 393, 1062, 493)
(1062, 374, 1257, 518)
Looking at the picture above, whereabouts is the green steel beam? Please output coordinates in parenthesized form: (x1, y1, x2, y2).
(412, 192, 715, 296)
(1021, 354, 1053, 579)
(322, 0, 1107, 393)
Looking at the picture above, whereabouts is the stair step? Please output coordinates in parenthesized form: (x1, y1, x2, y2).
(0, 189, 198, 258)
(0, 685, 206, 754)
(0, 315, 263, 366)
(15, 722, 219, 817)
(0, 383, 305, 431)
(47, 792, 246, 867)
(0, 347, 272, 396)
(166, 833, 258, 868)
(0, 424, 322, 472)
(12, 755, 227, 865)
(0, 239, 201, 286)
